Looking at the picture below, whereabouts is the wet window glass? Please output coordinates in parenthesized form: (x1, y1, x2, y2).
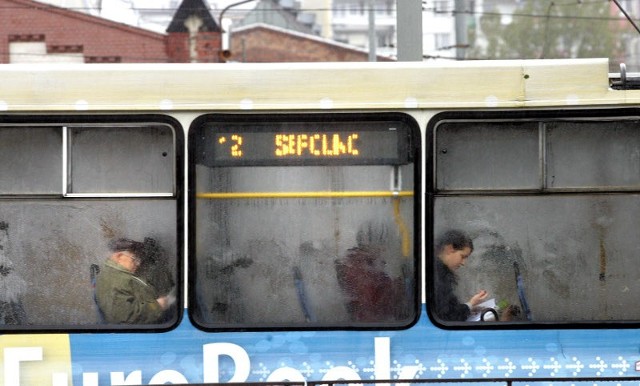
(0, 120, 181, 331)
(68, 126, 175, 194)
(431, 114, 640, 325)
(546, 120, 640, 190)
(190, 113, 419, 329)
(435, 121, 540, 191)
(0, 127, 62, 194)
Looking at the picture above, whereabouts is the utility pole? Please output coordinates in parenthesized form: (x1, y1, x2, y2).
(454, 0, 468, 60)
(368, 0, 377, 61)
(396, 0, 422, 61)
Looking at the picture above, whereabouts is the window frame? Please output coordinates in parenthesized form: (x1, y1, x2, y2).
(63, 124, 177, 197)
(0, 114, 184, 333)
(427, 108, 640, 330)
(188, 112, 422, 332)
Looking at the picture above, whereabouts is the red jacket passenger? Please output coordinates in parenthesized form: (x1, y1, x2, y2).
(336, 245, 403, 322)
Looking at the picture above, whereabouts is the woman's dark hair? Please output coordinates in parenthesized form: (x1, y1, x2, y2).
(435, 229, 473, 253)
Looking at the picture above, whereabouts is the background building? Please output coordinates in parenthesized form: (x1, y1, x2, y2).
(229, 23, 391, 62)
(330, 0, 396, 57)
(1, 0, 168, 63)
(6, 0, 639, 68)
(1, 0, 390, 63)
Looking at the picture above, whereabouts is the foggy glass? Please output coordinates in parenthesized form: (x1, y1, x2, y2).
(0, 200, 178, 326)
(435, 194, 640, 322)
(69, 125, 175, 194)
(435, 121, 540, 191)
(191, 117, 418, 329)
(0, 123, 180, 330)
(194, 165, 415, 328)
(0, 127, 62, 194)
(432, 117, 640, 324)
(546, 120, 640, 189)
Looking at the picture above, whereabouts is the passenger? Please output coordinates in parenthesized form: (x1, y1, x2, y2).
(434, 229, 488, 321)
(0, 221, 27, 325)
(336, 221, 406, 322)
(95, 238, 170, 324)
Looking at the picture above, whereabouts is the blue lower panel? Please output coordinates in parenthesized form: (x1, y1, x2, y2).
(47, 309, 640, 384)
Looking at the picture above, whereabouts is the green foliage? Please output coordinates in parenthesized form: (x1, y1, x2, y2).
(467, 0, 631, 63)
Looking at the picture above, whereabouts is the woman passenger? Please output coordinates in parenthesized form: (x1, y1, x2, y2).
(434, 229, 488, 321)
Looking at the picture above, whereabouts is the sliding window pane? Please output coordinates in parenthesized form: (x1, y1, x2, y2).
(0, 127, 61, 194)
(546, 120, 640, 189)
(435, 121, 540, 191)
(69, 126, 174, 194)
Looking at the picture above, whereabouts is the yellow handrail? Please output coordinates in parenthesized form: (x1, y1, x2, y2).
(196, 191, 414, 199)
(393, 198, 412, 257)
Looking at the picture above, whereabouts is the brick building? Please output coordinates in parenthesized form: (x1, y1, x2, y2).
(1, 0, 169, 63)
(229, 23, 392, 62)
(165, 0, 221, 62)
(1, 0, 392, 63)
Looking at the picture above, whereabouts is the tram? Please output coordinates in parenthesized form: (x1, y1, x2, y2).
(1, 58, 640, 386)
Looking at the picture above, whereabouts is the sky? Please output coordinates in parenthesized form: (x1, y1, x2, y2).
(34, 0, 257, 10)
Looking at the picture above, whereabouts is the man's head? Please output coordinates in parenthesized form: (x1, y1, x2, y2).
(108, 238, 145, 273)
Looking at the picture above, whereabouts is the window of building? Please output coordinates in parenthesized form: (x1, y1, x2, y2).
(433, 0, 451, 15)
(435, 33, 452, 50)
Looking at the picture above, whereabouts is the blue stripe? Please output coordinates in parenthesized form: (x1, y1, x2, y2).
(69, 308, 640, 384)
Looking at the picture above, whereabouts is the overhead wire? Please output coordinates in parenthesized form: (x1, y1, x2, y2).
(0, 0, 631, 21)
(611, 0, 640, 34)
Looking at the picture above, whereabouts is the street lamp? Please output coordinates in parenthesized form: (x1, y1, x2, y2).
(218, 0, 256, 61)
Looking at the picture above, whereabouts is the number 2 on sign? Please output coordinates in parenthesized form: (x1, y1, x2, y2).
(218, 134, 243, 158)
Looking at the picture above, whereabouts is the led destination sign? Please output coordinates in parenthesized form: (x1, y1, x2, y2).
(214, 130, 398, 162)
(195, 116, 413, 166)
(218, 132, 362, 159)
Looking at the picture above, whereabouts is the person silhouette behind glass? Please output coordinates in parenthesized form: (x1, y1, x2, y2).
(95, 238, 170, 324)
(434, 229, 488, 321)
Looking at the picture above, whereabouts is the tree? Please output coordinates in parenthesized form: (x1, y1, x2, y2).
(468, 0, 631, 69)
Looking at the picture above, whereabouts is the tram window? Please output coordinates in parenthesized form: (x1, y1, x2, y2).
(68, 126, 175, 194)
(435, 121, 540, 191)
(0, 127, 62, 194)
(430, 112, 640, 326)
(546, 120, 640, 189)
(0, 118, 181, 331)
(189, 113, 420, 330)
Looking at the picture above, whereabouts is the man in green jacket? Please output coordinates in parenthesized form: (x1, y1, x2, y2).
(95, 238, 170, 324)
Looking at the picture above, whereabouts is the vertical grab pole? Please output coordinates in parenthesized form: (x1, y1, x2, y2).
(391, 166, 410, 257)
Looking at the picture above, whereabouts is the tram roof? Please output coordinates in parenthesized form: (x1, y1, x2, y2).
(0, 58, 635, 112)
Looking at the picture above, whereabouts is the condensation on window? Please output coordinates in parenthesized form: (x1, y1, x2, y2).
(432, 116, 640, 324)
(0, 201, 178, 326)
(69, 125, 175, 194)
(435, 121, 540, 191)
(435, 195, 640, 322)
(0, 123, 180, 329)
(192, 164, 416, 328)
(546, 120, 640, 190)
(0, 127, 62, 194)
